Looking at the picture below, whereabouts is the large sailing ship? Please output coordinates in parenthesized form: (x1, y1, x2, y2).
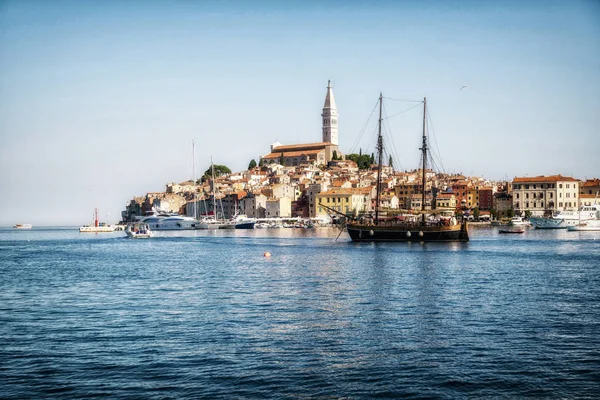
(344, 94, 469, 242)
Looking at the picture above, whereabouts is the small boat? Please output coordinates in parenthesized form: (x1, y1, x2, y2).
(499, 228, 524, 234)
(567, 221, 600, 231)
(13, 224, 32, 229)
(233, 215, 256, 229)
(508, 216, 529, 226)
(125, 222, 154, 238)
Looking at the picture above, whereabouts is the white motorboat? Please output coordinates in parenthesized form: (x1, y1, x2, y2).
(530, 204, 600, 229)
(13, 224, 32, 229)
(508, 216, 529, 226)
(567, 220, 600, 231)
(125, 222, 153, 238)
(154, 215, 201, 230)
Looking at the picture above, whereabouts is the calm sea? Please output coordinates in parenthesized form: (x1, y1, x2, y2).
(1, 226, 599, 399)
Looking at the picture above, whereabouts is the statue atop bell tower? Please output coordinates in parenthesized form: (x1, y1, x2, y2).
(321, 80, 338, 145)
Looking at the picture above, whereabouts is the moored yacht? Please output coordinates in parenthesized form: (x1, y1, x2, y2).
(530, 204, 600, 229)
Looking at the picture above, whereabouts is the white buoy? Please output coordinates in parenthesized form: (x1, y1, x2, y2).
(264, 252, 271, 257)
(406, 231, 411, 237)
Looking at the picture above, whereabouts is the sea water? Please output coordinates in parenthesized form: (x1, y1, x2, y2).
(1, 226, 599, 398)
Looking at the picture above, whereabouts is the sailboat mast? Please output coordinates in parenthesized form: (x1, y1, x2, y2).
(211, 157, 216, 218)
(192, 140, 197, 219)
(375, 93, 384, 225)
(421, 97, 427, 220)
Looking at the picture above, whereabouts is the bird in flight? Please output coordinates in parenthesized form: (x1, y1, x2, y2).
(460, 85, 469, 91)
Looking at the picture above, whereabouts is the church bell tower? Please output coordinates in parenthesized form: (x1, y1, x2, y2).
(321, 80, 338, 145)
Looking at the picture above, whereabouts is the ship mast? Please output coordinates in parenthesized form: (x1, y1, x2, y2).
(192, 140, 197, 220)
(420, 97, 427, 223)
(375, 93, 384, 225)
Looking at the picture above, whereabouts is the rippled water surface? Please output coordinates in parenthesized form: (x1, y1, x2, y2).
(1, 226, 599, 398)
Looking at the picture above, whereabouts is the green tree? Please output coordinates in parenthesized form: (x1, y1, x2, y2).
(473, 207, 480, 221)
(490, 208, 498, 220)
(507, 208, 515, 218)
(332, 150, 338, 161)
(388, 155, 393, 169)
(370, 153, 375, 164)
(248, 159, 257, 169)
(201, 164, 231, 182)
(345, 153, 372, 170)
(524, 210, 532, 219)
(279, 152, 285, 165)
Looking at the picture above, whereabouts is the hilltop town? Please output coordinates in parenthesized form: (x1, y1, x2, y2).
(120, 82, 599, 224)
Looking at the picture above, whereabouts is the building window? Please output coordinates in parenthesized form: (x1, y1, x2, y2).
(559, 184, 563, 188)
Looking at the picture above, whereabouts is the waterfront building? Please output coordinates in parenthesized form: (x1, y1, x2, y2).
(493, 192, 513, 219)
(580, 179, 600, 196)
(435, 192, 457, 211)
(266, 197, 292, 218)
(511, 175, 580, 217)
(467, 186, 480, 209)
(316, 187, 374, 218)
(307, 182, 329, 218)
(220, 191, 247, 219)
(478, 187, 494, 211)
(261, 81, 341, 167)
(239, 192, 267, 218)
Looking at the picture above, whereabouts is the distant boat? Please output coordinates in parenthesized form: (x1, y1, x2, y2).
(499, 228, 524, 234)
(125, 222, 154, 238)
(80, 208, 115, 233)
(13, 224, 32, 229)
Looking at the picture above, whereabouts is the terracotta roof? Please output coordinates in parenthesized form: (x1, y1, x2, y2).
(272, 142, 332, 151)
(318, 187, 372, 196)
(581, 179, 600, 187)
(512, 175, 579, 183)
(262, 149, 323, 159)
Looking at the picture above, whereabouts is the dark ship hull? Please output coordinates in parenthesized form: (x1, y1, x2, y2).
(347, 221, 469, 242)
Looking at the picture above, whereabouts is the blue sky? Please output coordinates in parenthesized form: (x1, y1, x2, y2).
(1, 0, 599, 226)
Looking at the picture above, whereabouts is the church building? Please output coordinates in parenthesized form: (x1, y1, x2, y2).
(261, 81, 342, 167)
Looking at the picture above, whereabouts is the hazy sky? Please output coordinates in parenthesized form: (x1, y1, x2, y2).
(1, 0, 599, 226)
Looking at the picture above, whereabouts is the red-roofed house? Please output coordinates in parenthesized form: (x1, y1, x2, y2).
(511, 175, 579, 216)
